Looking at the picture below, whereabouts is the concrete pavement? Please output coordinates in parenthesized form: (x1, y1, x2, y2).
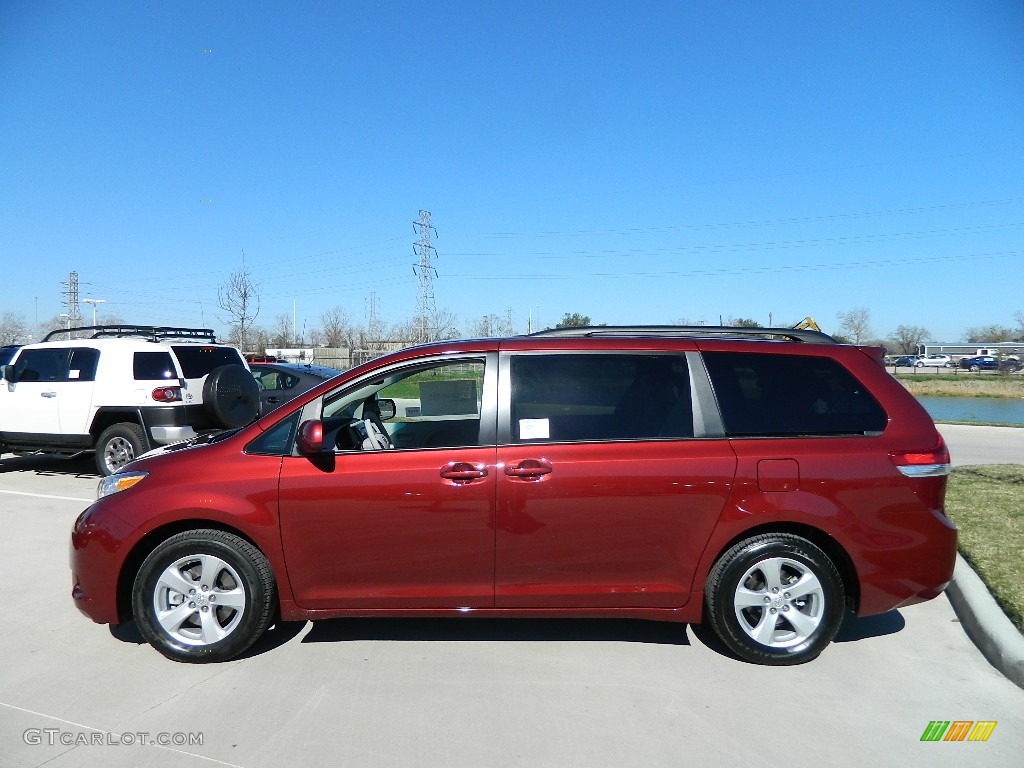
(0, 452, 1021, 767)
(938, 423, 1024, 466)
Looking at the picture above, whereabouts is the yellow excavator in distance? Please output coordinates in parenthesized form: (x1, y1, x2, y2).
(792, 316, 822, 332)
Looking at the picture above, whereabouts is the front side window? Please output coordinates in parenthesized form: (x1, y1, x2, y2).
(253, 369, 298, 392)
(509, 353, 693, 443)
(703, 352, 887, 437)
(321, 358, 486, 451)
(14, 348, 68, 382)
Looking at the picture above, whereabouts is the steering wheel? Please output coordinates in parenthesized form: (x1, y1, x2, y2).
(360, 411, 393, 450)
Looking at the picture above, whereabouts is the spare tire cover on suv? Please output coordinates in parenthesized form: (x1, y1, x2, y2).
(203, 365, 260, 428)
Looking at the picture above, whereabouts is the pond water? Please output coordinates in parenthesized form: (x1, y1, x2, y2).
(916, 396, 1024, 425)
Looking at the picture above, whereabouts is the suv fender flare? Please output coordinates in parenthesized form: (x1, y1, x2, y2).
(89, 408, 154, 451)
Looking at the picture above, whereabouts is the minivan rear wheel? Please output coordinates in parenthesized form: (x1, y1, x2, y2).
(132, 530, 276, 663)
(705, 533, 844, 665)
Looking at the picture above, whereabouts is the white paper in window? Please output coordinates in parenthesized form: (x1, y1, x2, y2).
(519, 418, 549, 440)
(68, 370, 81, 380)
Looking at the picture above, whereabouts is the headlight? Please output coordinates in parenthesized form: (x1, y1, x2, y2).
(97, 471, 149, 499)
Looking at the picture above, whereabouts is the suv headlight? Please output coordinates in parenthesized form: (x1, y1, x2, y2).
(97, 471, 149, 499)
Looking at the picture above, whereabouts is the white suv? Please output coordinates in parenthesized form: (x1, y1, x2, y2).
(0, 326, 259, 475)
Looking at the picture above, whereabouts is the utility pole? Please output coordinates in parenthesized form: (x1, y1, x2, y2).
(412, 210, 438, 343)
(82, 298, 106, 325)
(61, 271, 82, 324)
(366, 291, 379, 335)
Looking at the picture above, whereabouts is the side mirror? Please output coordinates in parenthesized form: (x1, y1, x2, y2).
(377, 398, 397, 420)
(1, 365, 15, 383)
(296, 419, 324, 454)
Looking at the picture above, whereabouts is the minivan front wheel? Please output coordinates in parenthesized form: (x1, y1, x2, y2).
(705, 534, 844, 665)
(133, 530, 276, 663)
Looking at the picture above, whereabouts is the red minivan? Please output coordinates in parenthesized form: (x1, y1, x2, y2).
(70, 327, 957, 664)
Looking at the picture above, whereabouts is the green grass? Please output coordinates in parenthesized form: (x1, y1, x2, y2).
(944, 465, 1024, 633)
(895, 374, 1024, 399)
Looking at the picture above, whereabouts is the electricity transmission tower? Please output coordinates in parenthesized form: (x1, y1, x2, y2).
(61, 271, 83, 323)
(412, 210, 438, 342)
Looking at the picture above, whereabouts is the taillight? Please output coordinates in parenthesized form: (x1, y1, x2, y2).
(890, 438, 951, 477)
(151, 386, 182, 403)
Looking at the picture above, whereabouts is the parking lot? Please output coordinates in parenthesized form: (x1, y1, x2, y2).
(1, 440, 1022, 768)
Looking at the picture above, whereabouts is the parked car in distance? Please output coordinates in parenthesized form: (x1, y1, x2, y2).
(250, 361, 342, 414)
(71, 325, 956, 667)
(890, 355, 921, 367)
(958, 355, 1022, 373)
(1, 325, 257, 475)
(915, 354, 952, 368)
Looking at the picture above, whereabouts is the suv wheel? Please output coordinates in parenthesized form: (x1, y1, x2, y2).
(95, 423, 145, 476)
(704, 534, 844, 665)
(133, 530, 276, 663)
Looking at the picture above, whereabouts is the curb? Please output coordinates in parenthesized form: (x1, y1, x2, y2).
(945, 553, 1024, 690)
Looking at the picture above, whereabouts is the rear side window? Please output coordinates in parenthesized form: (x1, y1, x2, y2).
(67, 348, 99, 382)
(703, 352, 886, 437)
(171, 346, 244, 378)
(510, 353, 693, 442)
(134, 352, 177, 381)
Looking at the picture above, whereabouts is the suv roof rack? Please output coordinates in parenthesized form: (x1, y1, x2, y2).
(42, 325, 219, 343)
(528, 325, 837, 344)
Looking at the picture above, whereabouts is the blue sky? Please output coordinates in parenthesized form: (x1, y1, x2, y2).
(2, 1, 1023, 343)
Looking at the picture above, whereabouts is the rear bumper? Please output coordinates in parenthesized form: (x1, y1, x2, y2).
(855, 507, 958, 616)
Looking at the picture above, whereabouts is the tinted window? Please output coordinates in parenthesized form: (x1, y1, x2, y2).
(134, 351, 177, 380)
(703, 352, 886, 437)
(171, 346, 245, 378)
(67, 348, 99, 382)
(14, 348, 68, 382)
(510, 354, 692, 442)
(246, 411, 300, 456)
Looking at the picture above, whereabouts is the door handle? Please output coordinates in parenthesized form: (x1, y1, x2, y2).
(41, 392, 57, 398)
(504, 459, 553, 479)
(440, 462, 488, 483)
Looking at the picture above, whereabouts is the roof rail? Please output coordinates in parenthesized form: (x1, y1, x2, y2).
(42, 325, 219, 343)
(527, 325, 837, 344)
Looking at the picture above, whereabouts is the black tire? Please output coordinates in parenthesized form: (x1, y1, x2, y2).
(203, 364, 260, 429)
(704, 533, 844, 665)
(95, 423, 146, 476)
(132, 529, 276, 663)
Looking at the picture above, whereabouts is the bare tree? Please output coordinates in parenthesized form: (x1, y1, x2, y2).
(218, 266, 261, 351)
(836, 307, 873, 344)
(888, 324, 930, 354)
(270, 314, 294, 348)
(0, 312, 28, 344)
(964, 324, 1015, 343)
(1013, 310, 1024, 341)
(320, 306, 352, 348)
(468, 313, 515, 338)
